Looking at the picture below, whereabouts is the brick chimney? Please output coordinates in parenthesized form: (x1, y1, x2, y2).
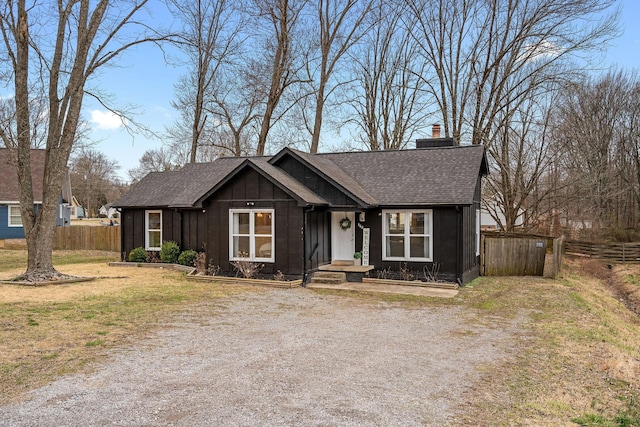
(432, 123, 441, 138)
(415, 123, 456, 148)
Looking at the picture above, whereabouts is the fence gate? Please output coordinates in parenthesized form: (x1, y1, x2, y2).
(481, 235, 547, 276)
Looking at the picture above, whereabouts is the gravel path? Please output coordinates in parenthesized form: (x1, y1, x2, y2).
(1, 289, 525, 426)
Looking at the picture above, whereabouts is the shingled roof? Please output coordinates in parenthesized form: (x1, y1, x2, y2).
(114, 144, 487, 209)
(113, 158, 245, 208)
(0, 149, 46, 202)
(114, 157, 329, 208)
(320, 145, 487, 206)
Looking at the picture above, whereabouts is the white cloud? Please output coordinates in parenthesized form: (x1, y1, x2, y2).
(90, 110, 125, 130)
(519, 39, 561, 63)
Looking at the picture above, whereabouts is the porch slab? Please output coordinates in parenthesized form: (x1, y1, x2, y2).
(306, 281, 459, 298)
(318, 264, 375, 273)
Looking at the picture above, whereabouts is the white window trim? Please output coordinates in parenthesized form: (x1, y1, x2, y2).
(145, 210, 162, 251)
(8, 205, 22, 227)
(382, 209, 433, 262)
(229, 208, 275, 263)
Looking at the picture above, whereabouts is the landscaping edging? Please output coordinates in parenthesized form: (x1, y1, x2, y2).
(361, 277, 458, 290)
(0, 277, 95, 286)
(186, 274, 302, 289)
(108, 262, 301, 289)
(108, 262, 196, 274)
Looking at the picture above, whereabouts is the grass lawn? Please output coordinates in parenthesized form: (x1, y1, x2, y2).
(0, 250, 639, 425)
(0, 250, 250, 405)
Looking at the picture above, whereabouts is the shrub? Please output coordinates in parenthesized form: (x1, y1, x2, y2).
(178, 249, 198, 267)
(159, 241, 180, 263)
(128, 247, 146, 263)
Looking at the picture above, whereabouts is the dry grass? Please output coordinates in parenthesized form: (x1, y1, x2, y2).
(455, 257, 640, 426)
(0, 250, 253, 404)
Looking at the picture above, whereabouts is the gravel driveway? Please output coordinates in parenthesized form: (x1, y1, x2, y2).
(1, 288, 524, 426)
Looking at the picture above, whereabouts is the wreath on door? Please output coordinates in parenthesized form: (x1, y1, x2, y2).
(339, 217, 352, 230)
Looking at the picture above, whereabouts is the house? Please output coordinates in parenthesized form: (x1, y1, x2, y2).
(69, 195, 85, 219)
(113, 138, 488, 285)
(0, 148, 72, 241)
(99, 203, 118, 219)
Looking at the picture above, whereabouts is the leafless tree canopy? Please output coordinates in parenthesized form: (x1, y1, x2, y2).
(551, 70, 640, 234)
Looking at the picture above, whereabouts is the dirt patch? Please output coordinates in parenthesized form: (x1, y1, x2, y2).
(579, 258, 640, 318)
(610, 264, 640, 317)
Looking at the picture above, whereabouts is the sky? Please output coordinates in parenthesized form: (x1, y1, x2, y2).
(83, 0, 640, 183)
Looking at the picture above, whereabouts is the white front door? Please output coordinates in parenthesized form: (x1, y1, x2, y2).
(331, 212, 355, 261)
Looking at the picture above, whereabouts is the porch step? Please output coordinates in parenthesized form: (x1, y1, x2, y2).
(310, 271, 346, 285)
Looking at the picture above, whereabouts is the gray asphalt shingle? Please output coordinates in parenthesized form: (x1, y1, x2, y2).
(113, 145, 487, 209)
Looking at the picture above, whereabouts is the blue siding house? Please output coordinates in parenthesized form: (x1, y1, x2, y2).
(0, 149, 72, 240)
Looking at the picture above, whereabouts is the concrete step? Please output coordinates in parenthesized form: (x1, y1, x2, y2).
(310, 277, 345, 285)
(314, 271, 346, 280)
(310, 271, 346, 285)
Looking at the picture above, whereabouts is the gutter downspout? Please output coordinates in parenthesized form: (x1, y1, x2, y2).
(456, 206, 463, 286)
(117, 208, 124, 261)
(303, 207, 308, 286)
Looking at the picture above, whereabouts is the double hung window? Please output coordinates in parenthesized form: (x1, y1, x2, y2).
(382, 210, 432, 261)
(145, 210, 162, 250)
(8, 205, 22, 227)
(229, 209, 274, 262)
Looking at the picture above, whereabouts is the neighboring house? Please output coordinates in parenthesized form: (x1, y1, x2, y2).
(113, 139, 488, 285)
(99, 203, 118, 219)
(70, 195, 85, 220)
(0, 148, 72, 240)
(480, 208, 525, 230)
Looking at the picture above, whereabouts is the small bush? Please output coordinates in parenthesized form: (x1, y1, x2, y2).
(178, 249, 198, 267)
(128, 247, 147, 263)
(159, 241, 180, 263)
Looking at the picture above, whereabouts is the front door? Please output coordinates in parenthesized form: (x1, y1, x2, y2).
(331, 212, 355, 262)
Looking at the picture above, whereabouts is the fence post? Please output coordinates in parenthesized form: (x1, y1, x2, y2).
(551, 235, 565, 279)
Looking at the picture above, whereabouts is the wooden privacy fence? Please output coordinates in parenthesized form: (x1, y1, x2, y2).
(564, 239, 640, 263)
(53, 226, 120, 252)
(481, 233, 564, 278)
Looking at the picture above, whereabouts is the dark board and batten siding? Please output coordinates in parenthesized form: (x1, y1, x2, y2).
(305, 209, 331, 271)
(275, 156, 360, 207)
(360, 207, 461, 284)
(204, 167, 305, 276)
(121, 208, 183, 256)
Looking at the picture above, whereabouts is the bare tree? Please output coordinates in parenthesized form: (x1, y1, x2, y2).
(408, 0, 619, 146)
(0, 0, 164, 281)
(483, 93, 558, 231)
(405, 0, 618, 232)
(127, 147, 180, 183)
(69, 148, 121, 217)
(347, 0, 431, 150)
(553, 70, 640, 230)
(168, 0, 241, 162)
(308, 0, 373, 153)
(207, 65, 262, 156)
(252, 0, 309, 155)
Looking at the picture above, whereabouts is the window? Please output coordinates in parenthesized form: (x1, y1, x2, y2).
(145, 210, 162, 250)
(8, 205, 22, 227)
(229, 209, 274, 262)
(382, 210, 432, 261)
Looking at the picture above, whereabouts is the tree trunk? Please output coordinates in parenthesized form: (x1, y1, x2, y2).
(310, 79, 326, 154)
